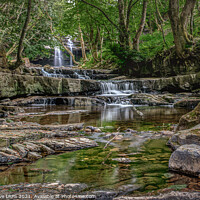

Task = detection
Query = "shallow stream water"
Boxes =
[2,105,199,194]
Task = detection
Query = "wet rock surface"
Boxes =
[168,124,200,150]
[174,99,200,109]
[176,103,200,131]
[0,138,98,165]
[0,72,101,98]
[129,93,171,106]
[0,96,105,107]
[169,144,200,177]
[1,72,200,99]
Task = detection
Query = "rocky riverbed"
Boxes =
[0,66,200,199]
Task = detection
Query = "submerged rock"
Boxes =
[169,144,200,177]
[112,158,132,163]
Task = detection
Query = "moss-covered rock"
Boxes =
[0,72,101,98]
[176,103,200,131]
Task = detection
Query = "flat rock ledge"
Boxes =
[169,144,200,177]
[0,137,97,167]
[114,191,200,200]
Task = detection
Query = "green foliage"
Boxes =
[102,43,146,68]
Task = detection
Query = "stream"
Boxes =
[1,68,199,196]
[1,104,199,194]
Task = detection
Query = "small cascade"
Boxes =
[67,38,74,66]
[54,47,63,67]
[41,68,65,78]
[41,68,92,79]
[73,71,91,79]
[100,82,135,96]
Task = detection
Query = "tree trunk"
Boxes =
[89,26,99,62]
[133,0,148,51]
[14,0,32,69]
[190,10,194,35]
[79,23,87,62]
[180,0,196,42]
[155,0,168,47]
[168,0,196,57]
[118,0,129,49]
[98,28,104,63]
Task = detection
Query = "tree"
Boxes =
[133,0,148,51]
[168,0,196,57]
[14,0,32,69]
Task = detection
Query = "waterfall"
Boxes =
[54,47,63,67]
[68,38,73,66]
[100,82,135,95]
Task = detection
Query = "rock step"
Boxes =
[1,96,105,107]
[0,137,98,166]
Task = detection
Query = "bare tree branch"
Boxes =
[80,0,121,32]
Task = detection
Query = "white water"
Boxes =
[74,71,91,79]
[100,82,135,96]
[41,68,65,78]
[54,47,63,67]
[67,38,73,66]
[98,81,137,106]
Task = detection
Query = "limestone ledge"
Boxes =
[0,72,101,98]
[1,72,200,98]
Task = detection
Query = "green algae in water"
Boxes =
[133,139,172,192]
[0,139,172,194]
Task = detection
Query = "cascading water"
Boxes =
[41,68,91,79]
[98,81,140,106]
[100,82,135,96]
[54,47,63,67]
[67,38,73,66]
[41,68,65,78]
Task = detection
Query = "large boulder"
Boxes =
[169,144,200,176]
[176,103,200,131]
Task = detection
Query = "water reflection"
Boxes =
[21,105,190,131]
[101,105,135,122]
